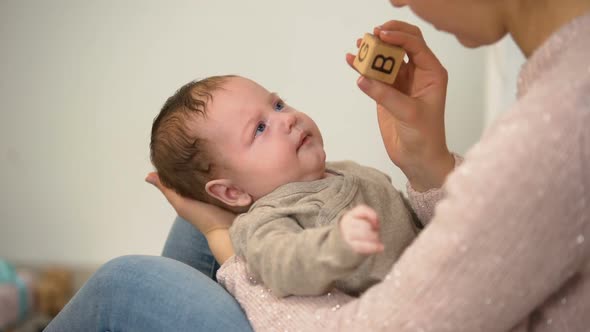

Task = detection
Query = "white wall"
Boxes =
[485,36,525,126]
[0,0,485,265]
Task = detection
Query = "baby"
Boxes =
[150,75,420,297]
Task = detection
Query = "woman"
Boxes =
[46,0,590,330]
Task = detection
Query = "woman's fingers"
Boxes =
[345,53,358,71]
[145,172,183,212]
[375,20,424,39]
[357,76,416,122]
[352,24,442,83]
[145,172,236,232]
[347,49,417,121]
[377,30,442,72]
[373,21,443,74]
[146,172,168,198]
[348,47,411,94]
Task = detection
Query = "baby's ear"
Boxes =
[205,179,252,207]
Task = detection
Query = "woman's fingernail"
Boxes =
[379,30,393,37]
[357,76,370,90]
[145,174,156,185]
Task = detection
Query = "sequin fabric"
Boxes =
[217,11,590,331]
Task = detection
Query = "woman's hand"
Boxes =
[346,20,455,192]
[145,172,236,235]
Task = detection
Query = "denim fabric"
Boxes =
[162,216,220,280]
[45,217,253,332]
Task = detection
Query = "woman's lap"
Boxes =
[162,216,220,280]
[46,217,252,332]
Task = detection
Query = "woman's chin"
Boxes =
[456,36,484,48]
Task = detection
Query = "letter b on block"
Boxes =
[353,33,405,85]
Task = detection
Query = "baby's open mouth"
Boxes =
[297,134,310,150]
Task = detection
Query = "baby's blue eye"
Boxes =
[255,122,266,137]
[274,100,285,112]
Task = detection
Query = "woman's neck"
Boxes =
[506,0,590,57]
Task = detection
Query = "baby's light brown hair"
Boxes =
[150,75,235,207]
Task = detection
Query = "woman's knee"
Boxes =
[88,255,224,302]
[91,255,251,331]
[50,255,252,331]
[90,255,154,285]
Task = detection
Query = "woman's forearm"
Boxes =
[205,229,235,265]
[404,151,455,192]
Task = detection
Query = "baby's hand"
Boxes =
[340,205,384,255]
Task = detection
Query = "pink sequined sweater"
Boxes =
[217,12,590,332]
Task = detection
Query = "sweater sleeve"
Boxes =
[232,209,366,298]
[328,82,589,331]
[406,153,463,226]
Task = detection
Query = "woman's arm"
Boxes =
[347,21,454,192]
[205,229,234,265]
[330,97,588,330]
[334,19,589,331]
[347,21,459,226]
[146,172,236,265]
[405,153,464,225]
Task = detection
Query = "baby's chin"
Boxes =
[312,164,329,181]
[299,164,328,183]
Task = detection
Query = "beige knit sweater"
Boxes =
[218,11,590,331]
[230,161,419,297]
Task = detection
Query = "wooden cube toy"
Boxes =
[353,33,405,85]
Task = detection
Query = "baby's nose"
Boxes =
[279,112,297,131]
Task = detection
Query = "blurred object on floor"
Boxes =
[2,261,97,332]
[34,267,74,318]
[10,314,52,332]
[0,259,36,331]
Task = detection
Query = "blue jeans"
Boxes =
[45,217,253,332]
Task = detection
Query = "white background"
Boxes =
[0,0,511,266]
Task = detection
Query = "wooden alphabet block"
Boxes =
[353,33,405,85]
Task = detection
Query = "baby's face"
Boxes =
[200,76,326,200]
